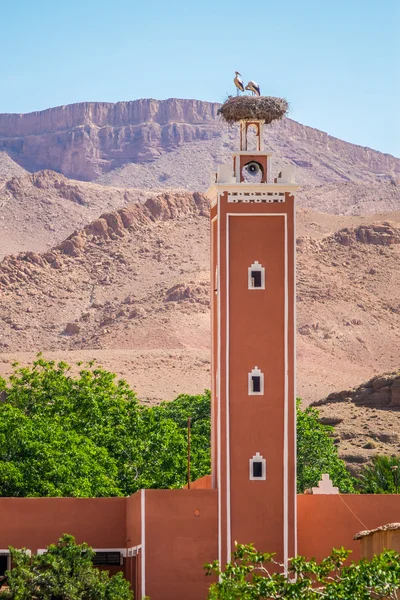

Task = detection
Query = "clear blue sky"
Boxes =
[1,0,399,157]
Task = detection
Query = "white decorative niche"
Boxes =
[248,366,264,395]
[248,261,265,289]
[249,452,266,480]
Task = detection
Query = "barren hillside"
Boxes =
[0,170,167,258]
[0,151,27,181]
[312,372,400,474]
[0,192,399,404]
[0,99,399,216]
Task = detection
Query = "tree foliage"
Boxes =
[357,455,400,494]
[296,400,355,493]
[0,358,354,497]
[206,542,400,599]
[0,357,210,497]
[0,534,132,600]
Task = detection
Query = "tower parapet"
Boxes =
[210,95,295,191]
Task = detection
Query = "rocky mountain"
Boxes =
[0,151,27,181]
[312,371,400,474]
[0,170,166,259]
[1,165,398,263]
[0,100,222,180]
[0,191,399,404]
[0,99,399,216]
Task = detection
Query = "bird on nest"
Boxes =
[233,71,244,95]
[245,80,261,96]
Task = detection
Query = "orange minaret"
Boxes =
[207,115,298,569]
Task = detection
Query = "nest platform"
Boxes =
[218,95,288,124]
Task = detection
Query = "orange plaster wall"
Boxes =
[217,200,296,562]
[228,213,285,557]
[126,492,142,598]
[0,497,126,551]
[189,475,212,490]
[211,213,218,488]
[144,489,217,600]
[183,475,212,490]
[298,494,400,562]
[126,491,142,547]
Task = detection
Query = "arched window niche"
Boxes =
[249,452,266,480]
[248,261,265,290]
[248,366,264,395]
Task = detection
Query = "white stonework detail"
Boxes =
[248,366,264,395]
[248,261,265,290]
[127,546,141,557]
[278,166,295,184]
[312,474,339,495]
[210,188,296,208]
[217,163,235,184]
[228,191,285,203]
[249,452,266,480]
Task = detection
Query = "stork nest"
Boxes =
[218,95,289,124]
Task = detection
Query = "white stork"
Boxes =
[233,71,244,95]
[245,80,261,96]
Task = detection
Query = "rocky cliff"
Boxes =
[1,99,399,184]
[0,100,221,180]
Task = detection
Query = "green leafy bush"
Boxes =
[357,455,400,494]
[206,542,400,599]
[0,534,132,600]
[296,400,355,493]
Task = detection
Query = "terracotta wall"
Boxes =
[184,475,212,490]
[126,491,142,548]
[214,199,296,564]
[143,489,217,600]
[0,497,126,551]
[211,211,218,489]
[298,494,400,562]
[125,491,142,598]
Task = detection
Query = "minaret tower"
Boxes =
[207,97,298,569]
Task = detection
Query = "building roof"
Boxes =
[354,523,400,540]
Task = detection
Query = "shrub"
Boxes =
[0,534,132,600]
[206,542,400,599]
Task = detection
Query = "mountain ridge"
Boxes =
[0,169,166,258]
[1,98,399,185]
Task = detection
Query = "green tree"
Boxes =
[296,400,355,493]
[0,534,132,600]
[152,391,211,484]
[206,542,400,599]
[0,405,121,497]
[0,358,356,497]
[0,358,211,497]
[357,455,400,494]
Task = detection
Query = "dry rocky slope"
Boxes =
[0,169,164,258]
[312,372,400,474]
[0,99,399,215]
[1,191,399,406]
[0,151,27,181]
